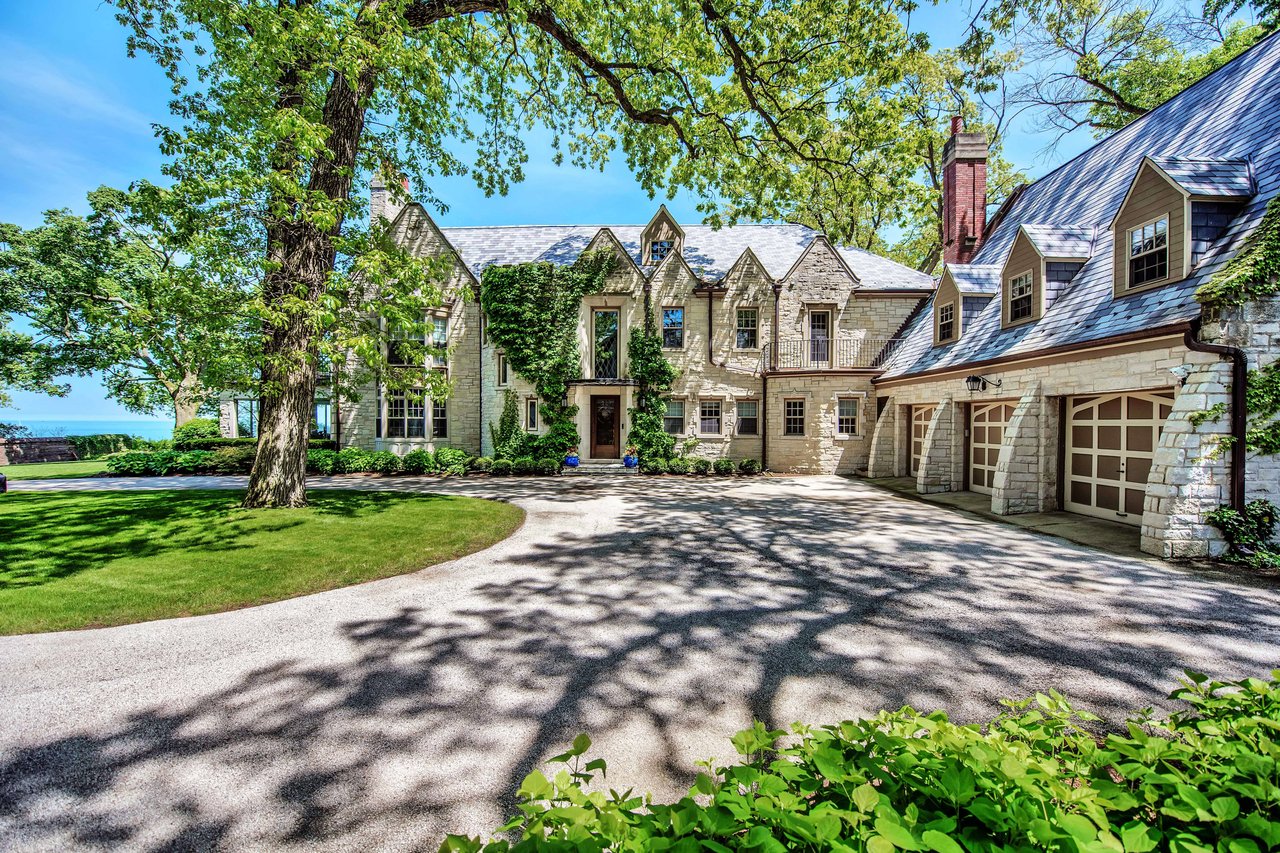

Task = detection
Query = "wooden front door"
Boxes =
[590,395,621,458]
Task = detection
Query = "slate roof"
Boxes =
[1150,156,1255,198]
[880,30,1280,380]
[437,223,935,292]
[1020,224,1095,259]
[947,265,1002,294]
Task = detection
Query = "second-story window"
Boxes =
[388,323,425,367]
[650,240,675,263]
[937,302,956,342]
[1008,272,1034,322]
[431,316,448,367]
[593,309,619,378]
[662,307,684,349]
[736,309,758,349]
[1128,216,1169,287]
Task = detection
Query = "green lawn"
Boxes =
[2,459,108,480]
[0,489,524,634]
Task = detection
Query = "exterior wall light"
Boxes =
[964,375,1003,393]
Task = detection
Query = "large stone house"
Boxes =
[223,193,937,476]
[867,31,1280,559]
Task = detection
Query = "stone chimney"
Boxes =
[941,116,988,265]
[370,173,410,225]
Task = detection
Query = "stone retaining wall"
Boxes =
[0,438,79,465]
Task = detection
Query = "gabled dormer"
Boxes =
[641,205,684,267]
[934,264,1000,346]
[1000,225,1093,329]
[1111,156,1253,298]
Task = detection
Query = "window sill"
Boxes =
[780,433,807,439]
[697,433,728,441]
[834,434,862,441]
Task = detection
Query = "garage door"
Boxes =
[969,401,1016,495]
[1066,391,1174,525]
[909,405,935,476]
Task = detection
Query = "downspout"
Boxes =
[1185,316,1247,511]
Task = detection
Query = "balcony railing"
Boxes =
[763,337,904,371]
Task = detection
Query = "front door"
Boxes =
[590,395,621,458]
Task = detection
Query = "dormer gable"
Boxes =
[933,269,961,346]
[933,264,999,346]
[998,225,1093,329]
[641,205,685,267]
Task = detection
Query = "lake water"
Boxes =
[7,419,174,440]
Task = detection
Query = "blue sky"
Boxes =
[0,1,1093,424]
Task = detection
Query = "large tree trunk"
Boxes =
[173,398,201,428]
[243,313,317,508]
[172,374,204,428]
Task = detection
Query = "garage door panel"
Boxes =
[1066,390,1174,526]
[969,402,1014,496]
[909,405,935,477]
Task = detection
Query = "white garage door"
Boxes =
[909,405,935,476]
[969,401,1016,495]
[1066,391,1174,526]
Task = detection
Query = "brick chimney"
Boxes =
[941,116,988,265]
[370,173,410,224]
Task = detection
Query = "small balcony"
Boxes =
[763,337,904,372]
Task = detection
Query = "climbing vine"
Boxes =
[626,287,678,462]
[480,251,616,455]
[1196,194,1280,308]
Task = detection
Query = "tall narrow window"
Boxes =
[937,302,956,342]
[497,353,509,386]
[1008,272,1034,322]
[386,390,427,438]
[431,398,448,438]
[236,399,259,438]
[699,400,722,435]
[836,397,859,436]
[736,308,758,349]
[1128,216,1169,287]
[662,307,685,349]
[431,316,448,367]
[593,309,619,378]
[736,400,759,435]
[312,402,332,439]
[809,311,830,364]
[526,398,539,431]
[664,400,685,434]
[650,240,674,263]
[388,324,426,367]
[784,399,805,436]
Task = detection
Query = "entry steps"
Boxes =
[562,460,638,476]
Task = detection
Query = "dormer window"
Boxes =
[1127,217,1169,288]
[650,240,675,263]
[937,303,956,342]
[1009,271,1034,322]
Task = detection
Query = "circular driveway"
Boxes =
[2,474,1278,851]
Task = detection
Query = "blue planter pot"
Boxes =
[623,455,639,468]
[564,455,580,468]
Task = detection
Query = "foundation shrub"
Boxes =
[368,451,402,475]
[434,447,471,476]
[512,456,536,476]
[306,449,338,475]
[640,458,667,475]
[335,447,373,474]
[206,446,255,475]
[490,459,513,476]
[666,457,690,475]
[535,457,560,476]
[691,457,713,475]
[738,458,762,475]
[402,449,436,475]
[471,456,494,473]
[712,458,736,476]
[450,671,1280,853]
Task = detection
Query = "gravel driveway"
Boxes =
[2,474,1278,851]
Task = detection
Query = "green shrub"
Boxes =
[512,456,536,476]
[666,457,690,475]
[712,458,735,475]
[454,671,1280,853]
[640,458,668,475]
[171,450,214,474]
[490,458,514,476]
[207,446,256,475]
[471,456,494,473]
[67,434,152,458]
[535,457,560,476]
[402,449,436,475]
[105,451,153,476]
[172,418,221,443]
[172,437,337,451]
[143,450,178,475]
[691,457,712,475]
[368,450,402,475]
[738,458,762,475]
[306,449,338,475]
[1208,499,1279,568]
[434,446,471,476]
[335,447,372,474]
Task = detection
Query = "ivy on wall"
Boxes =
[480,251,616,455]
[1196,194,1280,308]
[627,287,678,461]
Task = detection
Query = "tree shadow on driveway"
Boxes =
[1,477,1278,851]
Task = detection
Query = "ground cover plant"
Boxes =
[0,490,524,634]
[447,671,1280,853]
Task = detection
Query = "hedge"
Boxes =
[172,437,337,451]
[446,671,1280,853]
[67,434,165,458]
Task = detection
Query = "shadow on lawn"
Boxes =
[1,480,1278,850]
[0,490,445,589]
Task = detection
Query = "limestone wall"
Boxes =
[766,373,875,474]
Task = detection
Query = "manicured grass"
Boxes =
[2,459,108,480]
[0,489,524,634]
